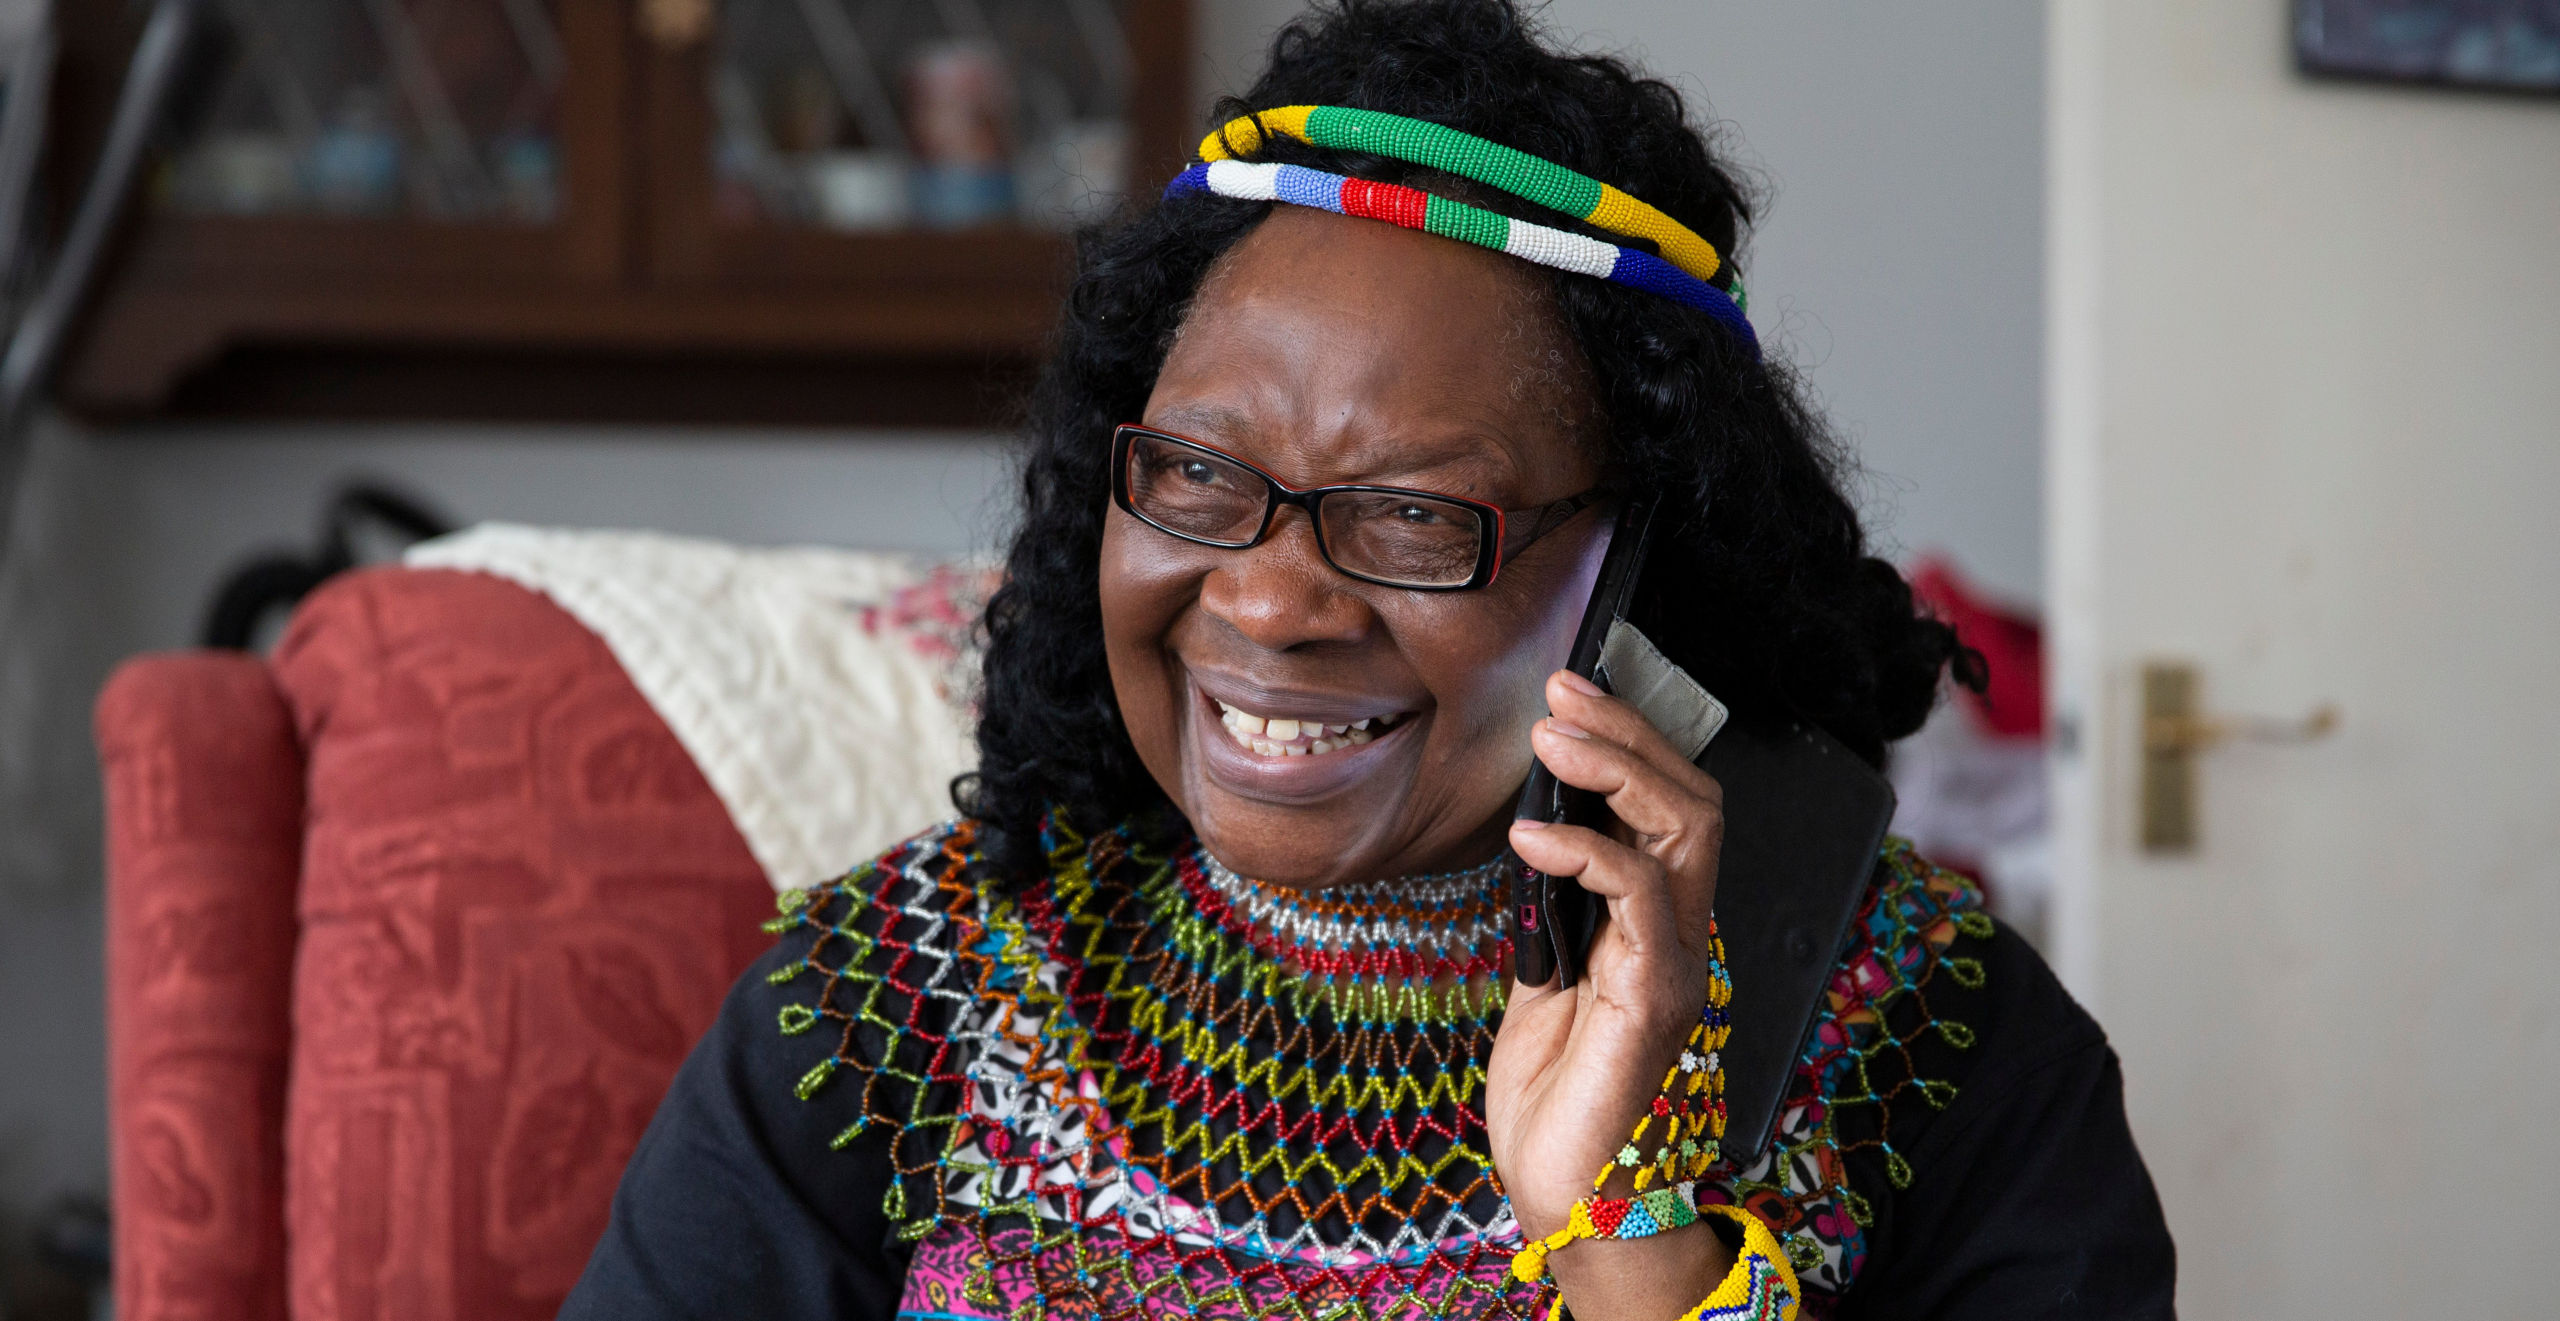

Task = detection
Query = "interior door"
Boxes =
[2046,4,2560,1316]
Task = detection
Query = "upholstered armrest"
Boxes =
[98,653,303,1321]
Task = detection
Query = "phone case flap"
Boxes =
[1598,619,1729,761]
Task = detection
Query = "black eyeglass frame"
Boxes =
[1109,423,1603,592]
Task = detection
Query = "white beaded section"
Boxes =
[1198,851,1510,962]
[1504,221,1618,279]
[1203,158,1283,200]
[1196,157,1626,285]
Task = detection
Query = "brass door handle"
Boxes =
[2139,660,2339,852]
[2142,704,2340,754]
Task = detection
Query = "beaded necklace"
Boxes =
[1190,850,1510,973]
[769,819,1986,1321]
[1032,830,1517,1268]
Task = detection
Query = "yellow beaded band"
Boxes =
[1200,105,1730,288]
[1678,1205,1801,1321]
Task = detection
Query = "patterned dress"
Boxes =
[762,817,1990,1321]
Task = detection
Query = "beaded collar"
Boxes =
[1188,849,1510,976]
[768,820,1987,1321]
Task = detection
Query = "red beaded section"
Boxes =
[1339,175,1433,231]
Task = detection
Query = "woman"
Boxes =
[563,2,2174,1317]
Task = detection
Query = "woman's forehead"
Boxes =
[1150,208,1595,497]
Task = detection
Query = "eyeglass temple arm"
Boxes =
[1501,491,1605,552]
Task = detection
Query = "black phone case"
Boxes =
[1698,720,1897,1164]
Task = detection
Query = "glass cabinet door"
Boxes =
[164,0,570,224]
[60,0,631,416]
[708,0,1136,235]
[55,0,1187,422]
[638,0,1186,289]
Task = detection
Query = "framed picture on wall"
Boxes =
[2295,0,2560,91]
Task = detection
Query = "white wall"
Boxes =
[1197,0,1314,115]
[2047,2,2560,1314]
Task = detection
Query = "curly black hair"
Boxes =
[956,0,1979,877]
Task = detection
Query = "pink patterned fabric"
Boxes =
[99,568,780,1321]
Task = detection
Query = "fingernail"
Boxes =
[1557,670,1604,697]
[1512,818,1549,831]
[1544,719,1592,740]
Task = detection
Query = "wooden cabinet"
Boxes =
[54,0,1189,426]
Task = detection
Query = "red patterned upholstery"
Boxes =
[98,568,778,1321]
[100,653,301,1320]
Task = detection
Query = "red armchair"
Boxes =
[98,567,780,1321]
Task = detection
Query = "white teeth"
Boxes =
[1215,699,1402,757]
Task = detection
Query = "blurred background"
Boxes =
[0,1,2550,1318]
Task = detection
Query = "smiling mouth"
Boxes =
[1213,698,1414,757]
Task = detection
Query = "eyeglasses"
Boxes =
[1110,424,1600,591]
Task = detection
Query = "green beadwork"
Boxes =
[1306,105,1606,228]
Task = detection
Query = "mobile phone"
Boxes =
[1505,503,1899,1163]
[1509,498,1657,988]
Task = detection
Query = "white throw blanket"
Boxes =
[409,524,990,893]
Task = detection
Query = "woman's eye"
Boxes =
[1393,503,1444,525]
[1179,461,1220,485]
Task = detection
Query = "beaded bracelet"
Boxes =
[1514,1203,1798,1321]
[1510,923,1736,1284]
[1509,1183,1702,1283]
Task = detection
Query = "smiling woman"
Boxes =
[560,3,2175,1320]
[1103,205,1610,889]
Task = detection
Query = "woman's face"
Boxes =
[1100,206,1609,888]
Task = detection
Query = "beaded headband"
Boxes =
[1176,105,1758,356]
[1167,159,1758,355]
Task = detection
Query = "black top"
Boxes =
[561,919,2175,1320]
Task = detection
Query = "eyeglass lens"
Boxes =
[1123,432,1489,588]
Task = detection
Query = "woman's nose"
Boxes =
[1196,508,1376,650]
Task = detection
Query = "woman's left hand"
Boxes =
[1487,668,1734,1321]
